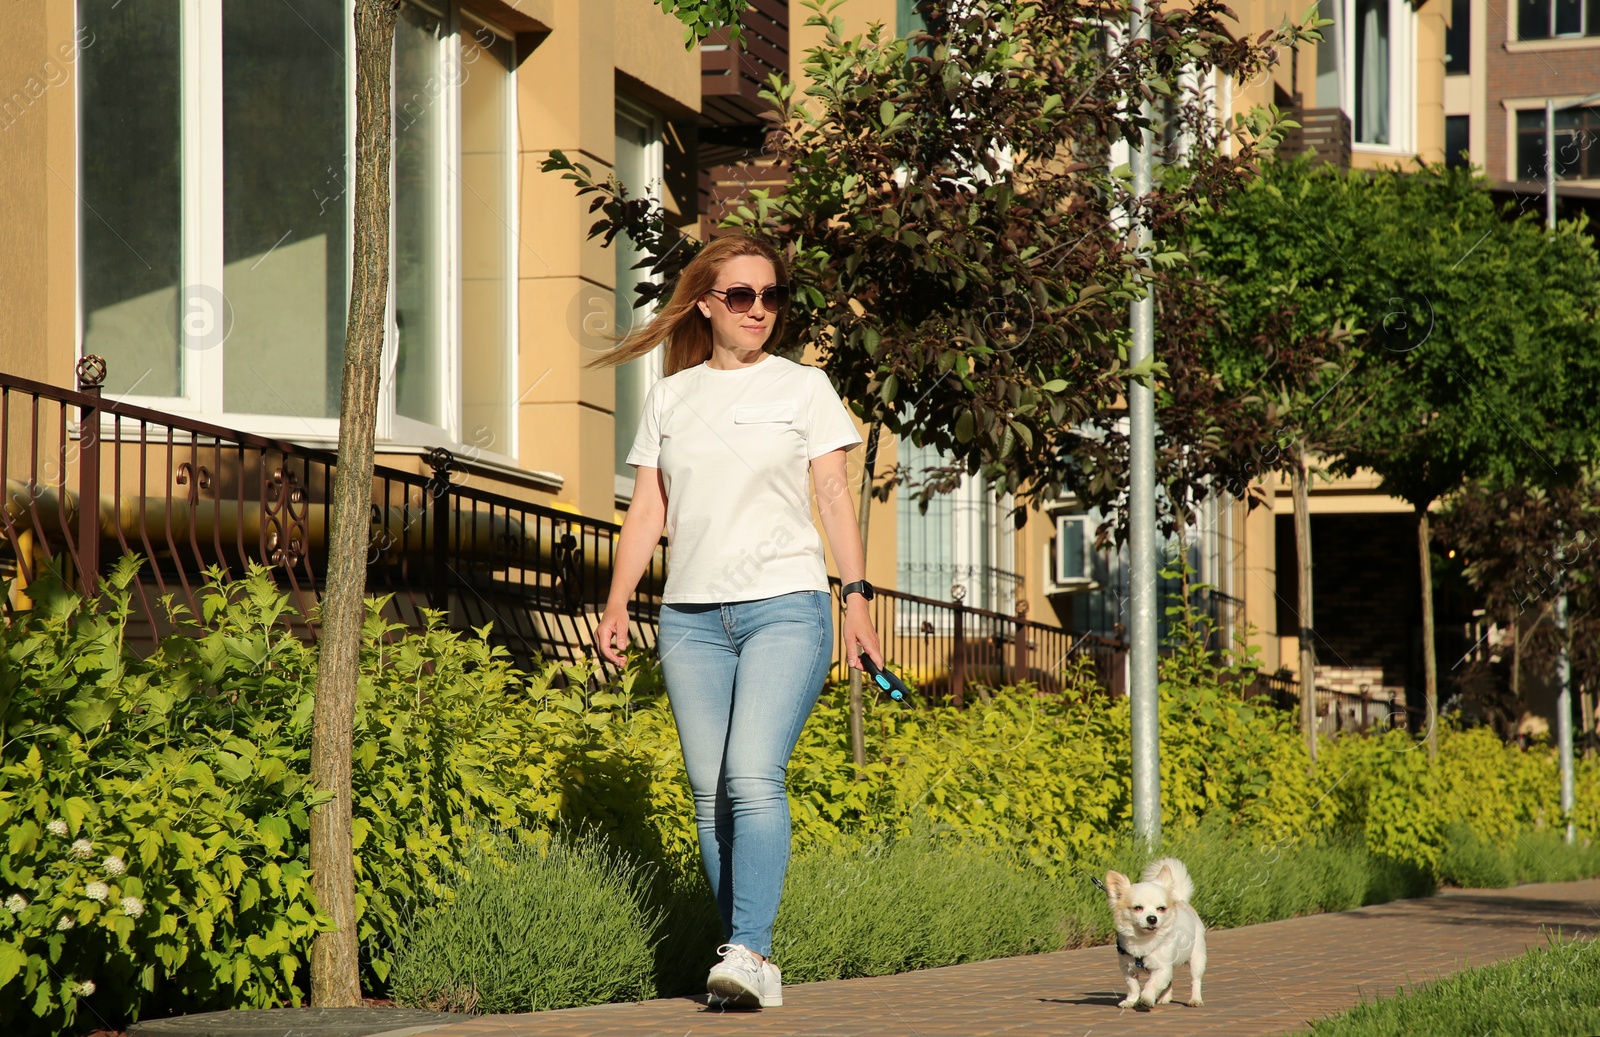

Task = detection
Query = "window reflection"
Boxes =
[1355,0,1390,145]
[78,0,183,399]
[393,2,447,429]
[222,0,349,418]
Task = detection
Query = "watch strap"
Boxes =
[842,580,874,601]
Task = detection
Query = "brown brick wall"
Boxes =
[1276,512,1486,707]
[1484,23,1600,183]
[1276,514,1422,692]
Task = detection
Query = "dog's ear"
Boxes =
[1155,863,1175,891]
[1104,870,1130,905]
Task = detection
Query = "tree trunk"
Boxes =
[1417,507,1438,762]
[847,423,881,772]
[1511,614,1520,706]
[310,0,397,1006]
[1292,444,1317,767]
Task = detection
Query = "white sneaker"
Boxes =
[706,943,783,1008]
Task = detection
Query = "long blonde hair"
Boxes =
[585,234,789,377]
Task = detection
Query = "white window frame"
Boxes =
[1342,0,1416,155]
[74,0,518,459]
[1503,97,1600,185]
[1052,514,1094,588]
[460,9,521,466]
[1513,0,1600,39]
[613,95,666,501]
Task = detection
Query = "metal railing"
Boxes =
[1,358,1124,702]
[1276,106,1353,171]
[826,576,1127,704]
[0,358,666,678]
[1243,670,1423,735]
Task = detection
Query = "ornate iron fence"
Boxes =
[1243,670,1424,735]
[825,576,1127,703]
[3,358,1132,702]
[0,358,665,678]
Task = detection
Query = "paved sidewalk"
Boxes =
[424,879,1600,1037]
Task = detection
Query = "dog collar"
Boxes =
[1115,936,1147,971]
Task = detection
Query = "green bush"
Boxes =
[3,563,1598,1033]
[0,562,681,1034]
[386,832,659,1013]
[0,561,330,1035]
[1041,820,1431,948]
[1508,828,1600,883]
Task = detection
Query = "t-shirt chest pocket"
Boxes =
[730,403,800,459]
[732,404,797,425]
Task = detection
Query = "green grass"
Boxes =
[1050,819,1434,946]
[386,821,1599,1012]
[773,837,1070,982]
[1303,935,1600,1036]
[387,832,661,1013]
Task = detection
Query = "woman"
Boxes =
[593,234,884,1009]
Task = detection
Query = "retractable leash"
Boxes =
[858,650,914,702]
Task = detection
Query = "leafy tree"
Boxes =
[310,0,754,1006]
[1327,166,1600,758]
[1173,159,1600,762]
[1175,155,1387,762]
[548,0,1312,760]
[552,0,1312,510]
[1438,478,1600,740]
[311,0,399,1005]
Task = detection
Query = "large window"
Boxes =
[77,0,517,454]
[613,98,665,484]
[78,0,184,401]
[898,0,927,36]
[1339,0,1413,151]
[1446,114,1470,170]
[896,434,1017,623]
[1517,106,1600,181]
[1445,0,1470,74]
[1517,0,1600,38]
[1354,0,1390,144]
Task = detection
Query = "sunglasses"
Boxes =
[706,285,790,314]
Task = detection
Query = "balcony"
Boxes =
[697,0,789,235]
[698,0,788,133]
[1276,107,1353,171]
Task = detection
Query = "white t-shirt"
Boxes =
[625,353,863,603]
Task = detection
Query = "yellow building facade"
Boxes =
[0,0,1502,699]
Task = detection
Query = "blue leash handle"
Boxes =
[858,650,914,702]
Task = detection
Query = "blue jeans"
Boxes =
[656,590,833,959]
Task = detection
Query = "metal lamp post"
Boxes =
[1128,0,1161,848]
[1543,90,1599,846]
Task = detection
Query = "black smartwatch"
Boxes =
[841,579,874,603]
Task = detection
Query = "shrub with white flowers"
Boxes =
[69,838,94,859]
[102,855,126,877]
[120,896,144,919]
[73,980,95,997]
[84,881,109,903]
[46,819,69,837]
[4,894,26,914]
[56,914,75,931]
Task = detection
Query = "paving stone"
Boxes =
[417,878,1600,1036]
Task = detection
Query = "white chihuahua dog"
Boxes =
[1104,857,1206,1009]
